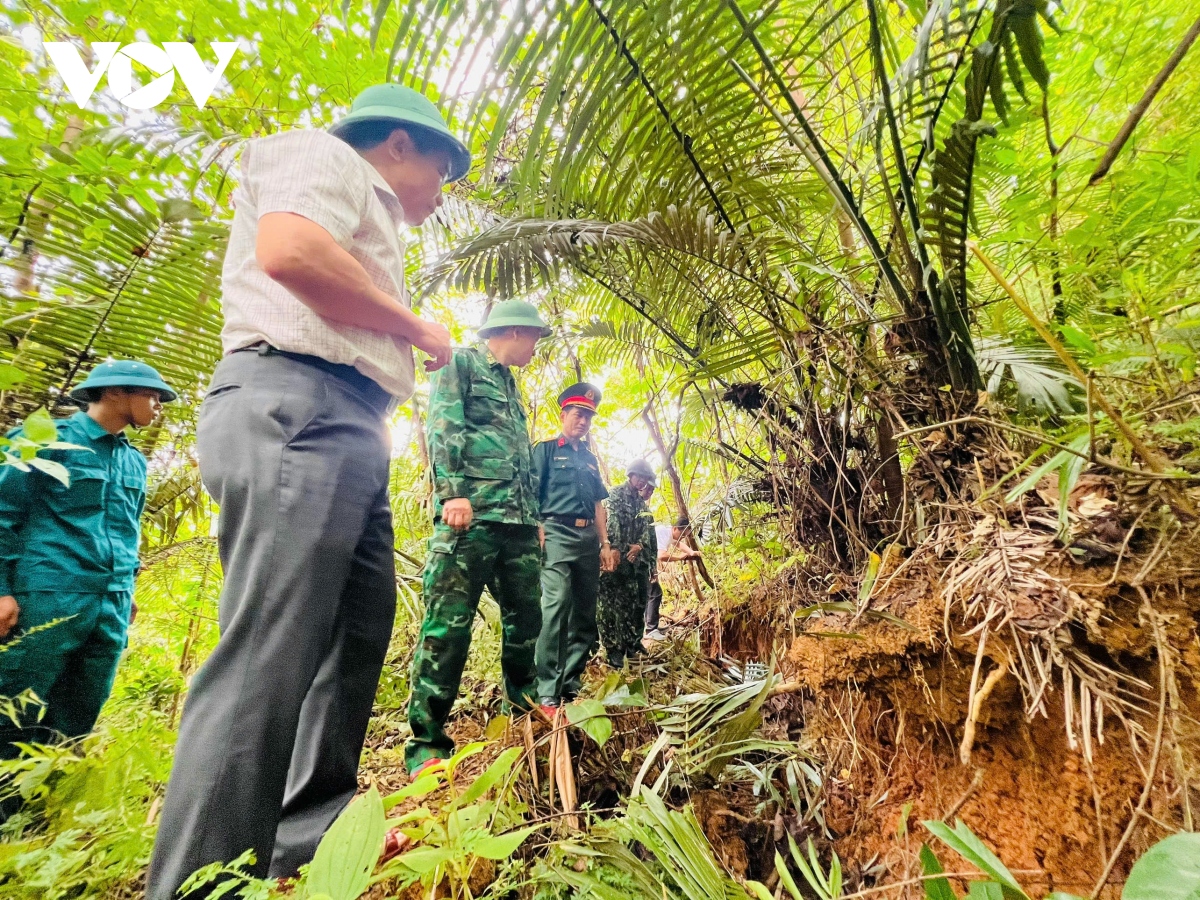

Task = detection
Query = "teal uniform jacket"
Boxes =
[532,436,608,702]
[0,411,146,744]
[0,411,146,595]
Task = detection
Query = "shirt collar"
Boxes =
[363,163,407,225]
[72,411,128,443]
[481,344,506,370]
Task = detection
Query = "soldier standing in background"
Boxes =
[405,301,550,777]
[633,474,660,640]
[0,360,176,757]
[596,459,656,668]
[533,384,618,713]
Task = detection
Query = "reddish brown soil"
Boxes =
[717,535,1200,898]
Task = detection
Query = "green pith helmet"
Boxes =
[329,83,472,182]
[626,458,656,485]
[68,359,177,403]
[478,300,552,338]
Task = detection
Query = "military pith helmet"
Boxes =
[558,382,602,413]
[478,300,552,338]
[329,83,472,182]
[68,359,177,403]
[626,458,656,485]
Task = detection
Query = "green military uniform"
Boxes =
[534,384,608,704]
[0,361,175,752]
[407,301,551,772]
[596,478,654,667]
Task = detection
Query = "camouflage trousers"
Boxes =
[406,521,541,772]
[596,563,647,667]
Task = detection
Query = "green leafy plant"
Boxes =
[0,407,88,485]
[747,834,843,900]
[378,742,539,899]
[921,819,1085,900]
[546,788,748,900]
[1121,832,1200,900]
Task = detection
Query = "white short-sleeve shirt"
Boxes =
[220,129,416,400]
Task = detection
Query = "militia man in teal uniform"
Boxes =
[406,300,551,775]
[533,384,618,712]
[0,360,176,755]
[596,459,657,668]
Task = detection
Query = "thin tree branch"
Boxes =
[1088,14,1200,185]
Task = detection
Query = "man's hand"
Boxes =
[600,545,620,573]
[538,525,545,550]
[0,595,19,639]
[443,498,473,531]
[414,319,452,372]
[626,543,643,563]
[256,213,453,369]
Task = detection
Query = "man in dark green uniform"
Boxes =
[406,300,550,775]
[0,360,176,755]
[596,459,657,668]
[533,384,618,711]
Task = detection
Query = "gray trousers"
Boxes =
[147,350,397,898]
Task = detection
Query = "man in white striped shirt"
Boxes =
[148,84,467,898]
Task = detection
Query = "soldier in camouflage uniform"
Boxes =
[634,475,659,636]
[405,300,551,775]
[596,459,658,667]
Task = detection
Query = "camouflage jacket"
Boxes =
[604,480,655,575]
[427,345,539,526]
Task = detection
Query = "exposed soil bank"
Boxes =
[715,524,1200,897]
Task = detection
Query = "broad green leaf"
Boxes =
[0,365,26,390]
[483,714,510,740]
[967,883,1005,900]
[1058,325,1096,354]
[745,880,775,900]
[920,844,955,900]
[384,773,441,809]
[391,846,455,875]
[456,745,522,807]
[566,698,613,746]
[924,820,1030,900]
[445,741,487,779]
[306,786,385,900]
[27,458,70,486]
[470,824,538,860]
[22,409,58,445]
[1122,832,1200,900]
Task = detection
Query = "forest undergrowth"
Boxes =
[2,0,1200,897]
[2,441,1197,900]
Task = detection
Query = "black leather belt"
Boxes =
[544,514,594,528]
[233,342,391,412]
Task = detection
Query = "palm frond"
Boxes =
[1,185,225,418]
[976,336,1081,413]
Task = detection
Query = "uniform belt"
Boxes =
[233,342,392,413]
[545,514,594,528]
